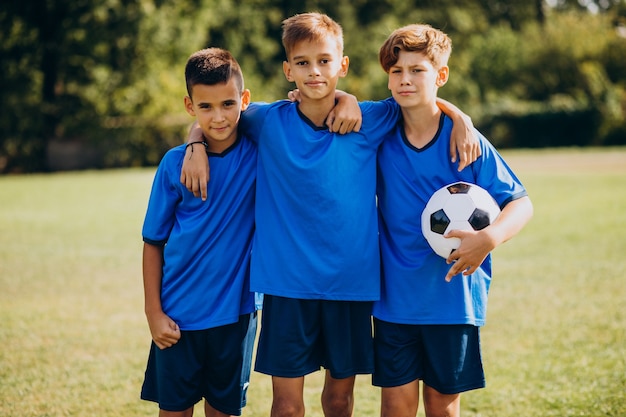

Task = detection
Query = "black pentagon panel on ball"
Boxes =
[447,182,471,194]
[430,209,450,235]
[469,208,491,230]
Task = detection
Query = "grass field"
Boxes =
[0,147,624,416]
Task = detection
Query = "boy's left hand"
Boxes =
[443,229,495,281]
[287,89,362,134]
[327,93,362,134]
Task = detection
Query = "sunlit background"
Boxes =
[1,0,625,173]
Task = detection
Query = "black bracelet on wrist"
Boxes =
[185,140,208,153]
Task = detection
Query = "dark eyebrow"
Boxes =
[292,53,333,61]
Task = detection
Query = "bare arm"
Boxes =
[143,243,181,349]
[179,123,209,200]
[436,98,480,171]
[288,89,362,134]
[327,91,362,133]
[444,196,534,281]
[182,90,363,201]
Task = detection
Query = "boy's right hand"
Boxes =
[147,310,181,350]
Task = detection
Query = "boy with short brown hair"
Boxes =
[374,24,533,417]
[140,48,258,417]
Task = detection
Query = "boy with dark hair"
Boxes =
[374,24,533,417]
[180,13,477,417]
[140,47,258,417]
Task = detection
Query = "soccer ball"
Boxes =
[421,181,501,258]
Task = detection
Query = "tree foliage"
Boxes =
[1,0,625,172]
[1,0,147,171]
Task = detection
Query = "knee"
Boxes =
[423,387,460,417]
[271,399,304,417]
[321,391,354,417]
[380,402,406,417]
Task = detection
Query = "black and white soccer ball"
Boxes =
[421,181,501,258]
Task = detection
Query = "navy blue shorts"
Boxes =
[141,312,257,414]
[372,318,485,394]
[255,295,374,379]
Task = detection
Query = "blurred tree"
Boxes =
[469,9,625,147]
[200,0,285,102]
[0,0,145,172]
[1,0,625,172]
[549,0,624,13]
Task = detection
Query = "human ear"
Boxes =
[283,61,294,82]
[240,89,251,111]
[184,96,196,117]
[340,56,350,77]
[436,66,449,87]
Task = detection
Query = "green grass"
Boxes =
[1,148,625,416]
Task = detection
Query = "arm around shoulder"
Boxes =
[436,97,480,170]
[328,90,362,133]
[179,122,210,201]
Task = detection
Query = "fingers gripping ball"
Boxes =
[421,182,501,258]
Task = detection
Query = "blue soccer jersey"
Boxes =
[240,99,399,300]
[374,114,527,326]
[142,136,257,330]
